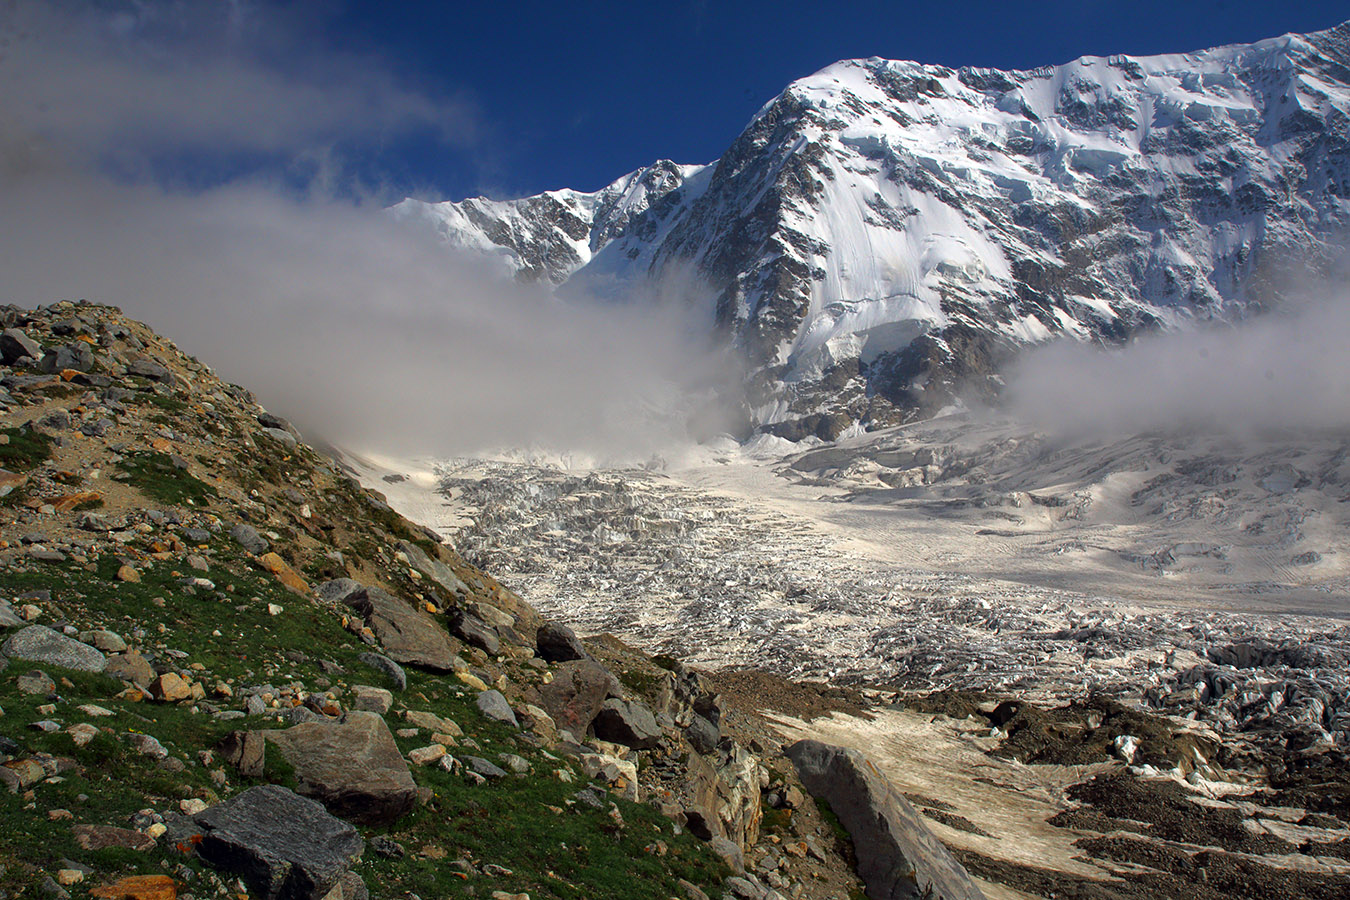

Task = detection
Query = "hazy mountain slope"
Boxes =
[403,22,1350,439]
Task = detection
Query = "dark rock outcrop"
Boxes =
[785,739,985,900]
[194,784,364,900]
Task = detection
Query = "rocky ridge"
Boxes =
[0,301,877,900]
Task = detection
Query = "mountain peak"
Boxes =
[402,23,1350,440]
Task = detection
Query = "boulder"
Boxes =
[403,710,462,736]
[592,698,662,749]
[475,690,519,728]
[104,651,156,688]
[219,730,267,779]
[39,342,93,374]
[536,621,587,662]
[230,523,270,555]
[687,714,720,754]
[263,711,417,825]
[396,541,468,598]
[358,652,406,691]
[0,328,41,363]
[685,744,762,849]
[1,625,106,672]
[448,609,500,655]
[194,784,364,900]
[784,740,986,900]
[127,358,172,383]
[73,824,157,853]
[350,685,393,714]
[149,672,191,702]
[538,659,622,736]
[338,585,458,672]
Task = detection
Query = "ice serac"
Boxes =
[785,739,986,900]
[403,22,1350,439]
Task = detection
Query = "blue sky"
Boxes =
[322,0,1349,199]
[5,1,1349,202]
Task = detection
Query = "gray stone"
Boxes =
[448,609,500,655]
[465,756,508,780]
[0,328,41,363]
[687,714,720,754]
[710,835,745,873]
[194,784,364,900]
[536,621,587,663]
[0,600,22,629]
[127,733,169,760]
[592,698,662,749]
[350,684,393,714]
[127,358,172,382]
[317,578,363,606]
[264,711,418,826]
[219,730,267,778]
[785,739,986,900]
[358,652,407,691]
[80,629,127,653]
[261,427,298,448]
[340,585,458,672]
[1,625,106,673]
[396,541,468,598]
[475,690,519,727]
[38,342,93,374]
[17,669,55,695]
[230,523,270,555]
[103,651,155,689]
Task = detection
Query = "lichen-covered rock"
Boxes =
[1,625,106,672]
[263,711,417,826]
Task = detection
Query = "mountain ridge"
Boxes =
[400,20,1350,440]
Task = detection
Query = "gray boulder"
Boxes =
[127,357,172,382]
[0,600,23,629]
[475,690,519,727]
[38,342,93,374]
[448,608,500,655]
[264,711,418,826]
[785,740,986,900]
[358,652,407,691]
[465,756,509,780]
[0,328,41,363]
[397,540,468,597]
[592,698,662,749]
[339,584,458,671]
[230,523,270,555]
[1,625,106,673]
[536,621,587,662]
[317,578,364,606]
[194,784,364,900]
[686,714,721,754]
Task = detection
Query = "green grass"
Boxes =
[0,426,54,472]
[0,537,729,899]
[361,671,727,899]
[114,451,217,507]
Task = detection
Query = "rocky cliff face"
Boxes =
[402,22,1350,439]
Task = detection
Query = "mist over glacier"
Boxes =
[0,2,740,461]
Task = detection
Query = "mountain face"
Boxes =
[399,22,1350,440]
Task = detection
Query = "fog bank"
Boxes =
[1005,293,1350,437]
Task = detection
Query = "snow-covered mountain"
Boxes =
[397,22,1350,440]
